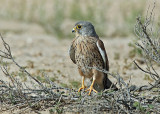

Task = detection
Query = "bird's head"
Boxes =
[72,21,97,37]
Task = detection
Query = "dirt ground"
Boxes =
[0,19,158,114]
[0,22,153,86]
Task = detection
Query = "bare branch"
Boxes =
[0,34,44,87]
[133,60,159,78]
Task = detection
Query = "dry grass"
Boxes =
[0,0,156,38]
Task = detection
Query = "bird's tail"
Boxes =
[103,74,118,91]
[92,73,118,92]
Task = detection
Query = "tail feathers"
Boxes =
[103,74,118,91]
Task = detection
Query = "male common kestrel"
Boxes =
[69,21,117,95]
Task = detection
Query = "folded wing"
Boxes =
[96,39,118,90]
[69,41,76,64]
[96,39,109,71]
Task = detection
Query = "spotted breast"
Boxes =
[73,36,104,77]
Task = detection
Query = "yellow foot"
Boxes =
[78,85,86,92]
[85,86,98,95]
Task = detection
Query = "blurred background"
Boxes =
[0,0,159,88]
[0,0,159,39]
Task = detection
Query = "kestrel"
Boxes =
[69,21,117,95]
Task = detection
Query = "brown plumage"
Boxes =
[69,21,117,95]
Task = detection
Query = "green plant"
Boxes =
[18,72,27,82]
[50,77,57,82]
[41,0,65,38]
[69,0,84,20]
[69,80,81,89]
[60,83,69,88]
[49,104,63,114]
[144,74,153,81]
[133,101,146,112]
[36,75,45,83]
[69,0,106,37]
[122,1,144,35]
[128,42,143,58]
[114,52,120,60]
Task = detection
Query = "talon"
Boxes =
[86,86,98,95]
[78,76,86,92]
[85,78,97,95]
[78,85,86,92]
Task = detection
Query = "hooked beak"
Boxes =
[72,27,76,33]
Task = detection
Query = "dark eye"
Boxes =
[77,25,81,29]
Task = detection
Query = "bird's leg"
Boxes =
[86,77,98,95]
[78,76,86,92]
